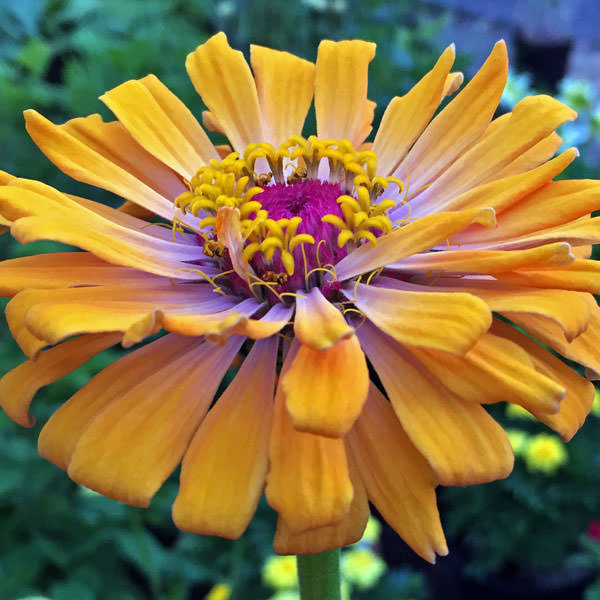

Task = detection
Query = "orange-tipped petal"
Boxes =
[250,45,314,146]
[358,322,514,486]
[63,335,243,507]
[410,333,565,414]
[315,39,376,145]
[373,44,456,175]
[293,287,353,351]
[334,207,495,281]
[347,385,447,563]
[345,281,491,354]
[173,336,278,538]
[100,75,218,178]
[0,333,120,427]
[273,455,369,555]
[491,319,595,441]
[186,32,265,152]
[282,335,369,437]
[265,345,354,533]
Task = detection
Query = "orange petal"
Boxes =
[373,45,456,175]
[334,207,495,281]
[281,335,369,437]
[0,252,161,297]
[491,319,594,441]
[411,94,576,214]
[412,278,593,343]
[398,41,508,191]
[493,132,563,180]
[345,281,491,354]
[24,110,182,220]
[230,302,294,339]
[250,45,314,146]
[0,333,120,427]
[357,322,514,486]
[101,75,218,178]
[495,259,600,294]
[265,346,354,533]
[9,283,225,350]
[293,287,353,350]
[347,384,447,563]
[437,148,577,214]
[186,32,265,152]
[508,309,600,381]
[39,334,191,468]
[63,334,243,506]
[173,336,278,539]
[315,39,376,144]
[161,297,262,339]
[273,455,369,555]
[0,182,208,280]
[391,242,574,273]
[410,332,565,414]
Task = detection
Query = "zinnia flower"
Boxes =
[1,32,598,563]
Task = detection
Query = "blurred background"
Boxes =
[2,0,600,598]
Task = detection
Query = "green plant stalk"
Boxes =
[297,549,341,600]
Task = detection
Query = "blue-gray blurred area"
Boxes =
[1,1,600,599]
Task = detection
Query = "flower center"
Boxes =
[173,136,404,300]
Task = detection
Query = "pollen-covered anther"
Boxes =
[242,216,315,276]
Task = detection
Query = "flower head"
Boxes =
[524,433,568,475]
[1,32,598,562]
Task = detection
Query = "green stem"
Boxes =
[297,549,341,600]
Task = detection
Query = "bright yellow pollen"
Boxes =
[174,135,403,272]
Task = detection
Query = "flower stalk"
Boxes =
[297,549,342,600]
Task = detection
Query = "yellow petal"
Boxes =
[273,455,369,555]
[161,298,262,339]
[293,286,353,350]
[493,132,563,180]
[508,310,600,381]
[186,32,265,152]
[100,75,218,178]
[0,333,120,427]
[391,242,574,274]
[24,110,182,220]
[0,252,160,297]
[173,336,278,539]
[64,335,243,506]
[491,319,595,441]
[410,332,565,414]
[398,41,508,191]
[373,45,455,175]
[413,278,593,343]
[38,334,193,468]
[438,148,577,214]
[281,335,369,437]
[357,322,514,486]
[265,345,354,533]
[347,384,447,563]
[315,39,376,143]
[334,206,495,281]
[345,281,491,354]
[411,94,576,215]
[250,45,314,146]
[496,259,600,293]
[230,302,294,339]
